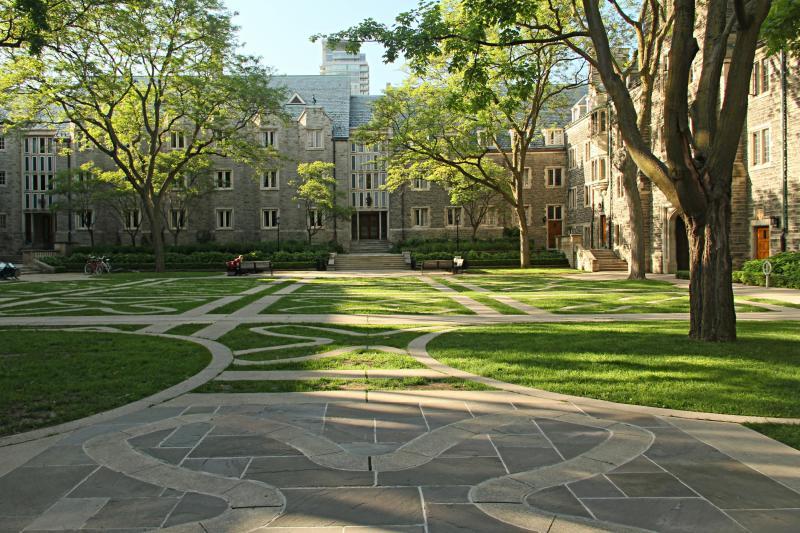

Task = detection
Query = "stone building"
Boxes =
[1,51,798,269]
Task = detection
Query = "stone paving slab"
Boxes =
[1,392,800,532]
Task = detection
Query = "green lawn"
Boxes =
[435,277,525,314]
[0,275,277,316]
[428,321,800,417]
[195,377,494,393]
[739,297,800,309]
[219,323,438,361]
[262,276,473,315]
[0,330,211,436]
[237,349,427,371]
[746,424,800,451]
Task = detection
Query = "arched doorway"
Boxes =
[674,216,690,271]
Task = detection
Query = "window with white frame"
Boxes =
[568,187,577,209]
[76,210,94,229]
[0,170,5,186]
[306,129,323,149]
[412,207,429,227]
[170,208,187,230]
[262,208,279,229]
[215,170,232,189]
[262,130,277,148]
[0,213,6,229]
[591,109,607,134]
[523,167,533,189]
[514,205,532,225]
[591,158,607,182]
[216,208,233,229]
[545,167,564,187]
[0,136,5,150]
[568,147,577,169]
[484,206,500,226]
[584,185,591,207]
[546,205,563,221]
[445,206,462,226]
[308,209,324,228]
[170,132,186,150]
[752,57,770,96]
[584,141,591,162]
[124,209,141,230]
[261,170,279,190]
[412,177,430,190]
[476,128,489,147]
[544,128,564,146]
[750,127,771,167]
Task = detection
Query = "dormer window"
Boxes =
[288,93,306,105]
[544,128,564,146]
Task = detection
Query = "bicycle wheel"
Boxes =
[84,263,93,275]
[100,263,111,274]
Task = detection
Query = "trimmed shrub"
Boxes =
[735,252,800,289]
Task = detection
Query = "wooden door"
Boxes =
[600,215,607,247]
[755,227,770,259]
[359,212,379,240]
[547,220,562,248]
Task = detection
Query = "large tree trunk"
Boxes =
[685,194,736,341]
[143,196,166,272]
[621,156,647,279]
[517,206,531,268]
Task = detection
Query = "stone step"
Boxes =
[334,253,408,271]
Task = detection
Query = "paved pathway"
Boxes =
[1,272,799,531]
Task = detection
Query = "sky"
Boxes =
[223,0,420,94]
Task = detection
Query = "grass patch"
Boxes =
[238,350,426,371]
[262,276,473,315]
[435,277,525,315]
[219,323,437,361]
[0,330,211,436]
[428,321,800,417]
[195,377,494,393]
[165,323,210,336]
[745,424,800,450]
[206,280,292,314]
[738,297,800,309]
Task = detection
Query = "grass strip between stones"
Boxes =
[195,377,495,393]
[745,423,800,451]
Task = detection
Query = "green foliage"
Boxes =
[3,0,286,269]
[763,0,800,54]
[291,161,352,243]
[391,236,522,253]
[734,252,800,288]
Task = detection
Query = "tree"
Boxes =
[100,178,143,246]
[334,5,583,267]
[763,0,800,54]
[291,161,351,245]
[326,0,772,340]
[50,165,105,247]
[161,171,211,246]
[0,0,106,52]
[4,0,285,271]
[447,179,499,241]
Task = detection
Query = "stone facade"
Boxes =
[1,55,798,266]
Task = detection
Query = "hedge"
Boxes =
[733,252,800,289]
[391,237,526,254]
[411,249,569,268]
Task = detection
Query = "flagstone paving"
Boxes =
[1,270,799,531]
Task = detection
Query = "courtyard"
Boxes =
[1,269,800,532]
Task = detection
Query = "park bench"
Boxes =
[240,260,273,275]
[420,259,453,273]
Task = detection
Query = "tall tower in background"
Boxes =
[320,39,370,95]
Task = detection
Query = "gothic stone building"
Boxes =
[0,58,798,270]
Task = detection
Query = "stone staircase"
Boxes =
[590,249,629,272]
[333,253,408,271]
[349,240,393,254]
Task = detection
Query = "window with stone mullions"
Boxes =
[262,170,279,190]
[262,209,279,228]
[215,170,232,189]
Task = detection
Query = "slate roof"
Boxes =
[272,75,352,138]
[349,95,380,128]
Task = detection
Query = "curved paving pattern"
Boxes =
[2,272,800,531]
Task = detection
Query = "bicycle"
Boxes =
[84,255,111,275]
